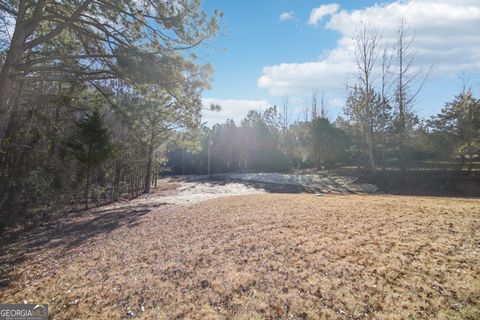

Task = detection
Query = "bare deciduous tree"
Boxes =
[282,96,289,135]
[353,24,381,173]
[393,20,431,171]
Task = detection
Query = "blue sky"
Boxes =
[199,0,480,125]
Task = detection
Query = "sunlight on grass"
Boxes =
[1,194,479,319]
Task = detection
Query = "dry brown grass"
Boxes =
[1,194,479,319]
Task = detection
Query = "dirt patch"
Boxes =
[141,179,266,207]
[1,193,479,319]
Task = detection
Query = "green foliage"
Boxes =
[309,118,349,169]
[429,90,480,169]
[0,0,221,230]
[283,122,311,168]
[68,110,117,169]
[66,110,116,208]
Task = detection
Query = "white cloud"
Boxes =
[258,0,480,98]
[308,4,340,26]
[279,11,295,22]
[202,98,272,125]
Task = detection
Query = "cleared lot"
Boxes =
[1,192,479,319]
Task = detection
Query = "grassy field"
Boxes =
[1,193,479,319]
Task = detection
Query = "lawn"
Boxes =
[1,193,479,319]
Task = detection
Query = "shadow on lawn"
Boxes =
[177,174,377,194]
[176,169,480,198]
[234,171,480,197]
[210,178,311,193]
[350,169,480,198]
[0,201,167,288]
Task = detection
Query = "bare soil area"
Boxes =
[1,184,479,319]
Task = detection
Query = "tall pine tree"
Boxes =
[68,110,116,209]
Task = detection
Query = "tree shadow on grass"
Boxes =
[180,175,375,195]
[0,201,168,289]
[348,169,480,198]
[209,178,310,193]
[174,170,480,197]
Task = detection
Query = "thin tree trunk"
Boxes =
[182,151,185,175]
[397,22,407,173]
[459,155,465,171]
[144,131,155,193]
[85,162,90,210]
[381,148,386,172]
[84,141,93,210]
[114,159,121,199]
[154,155,158,188]
[366,129,375,173]
[468,151,474,173]
[130,175,134,198]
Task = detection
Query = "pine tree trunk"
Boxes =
[366,130,375,173]
[468,155,474,173]
[381,147,386,172]
[154,155,158,188]
[144,131,155,194]
[84,141,93,210]
[459,155,465,171]
[114,159,121,199]
[85,162,90,210]
[0,1,28,141]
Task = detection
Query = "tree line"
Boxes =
[166,89,480,175]
[0,0,221,231]
[168,23,480,176]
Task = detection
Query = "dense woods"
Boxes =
[0,0,220,230]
